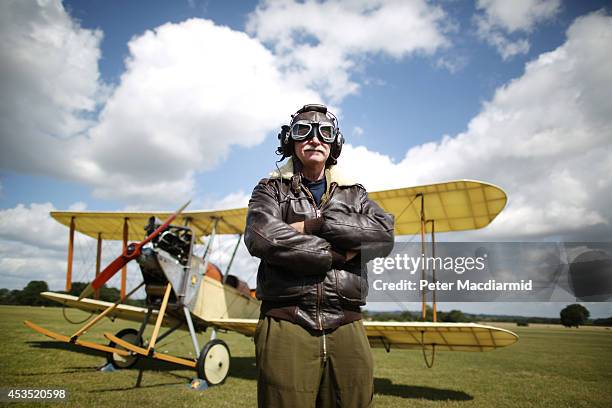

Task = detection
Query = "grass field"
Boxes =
[1,305,611,407]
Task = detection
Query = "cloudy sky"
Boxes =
[0,0,610,317]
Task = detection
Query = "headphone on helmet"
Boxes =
[277,104,344,165]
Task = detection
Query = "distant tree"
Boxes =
[66,282,88,297]
[0,288,16,304]
[8,289,21,304]
[441,309,467,323]
[593,316,612,326]
[560,304,590,328]
[399,311,415,321]
[15,281,51,306]
[67,282,121,302]
[98,285,121,302]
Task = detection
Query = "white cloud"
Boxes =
[77,19,321,205]
[339,11,612,239]
[0,255,67,290]
[208,190,251,210]
[477,0,561,32]
[435,55,468,74]
[352,126,364,138]
[0,2,321,207]
[0,202,81,290]
[246,0,449,101]
[0,0,452,208]
[474,0,561,59]
[0,201,146,290]
[0,0,105,173]
[0,203,67,251]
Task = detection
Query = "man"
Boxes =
[244,104,394,407]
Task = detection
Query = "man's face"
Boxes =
[294,131,331,167]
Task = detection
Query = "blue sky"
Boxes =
[0,0,610,317]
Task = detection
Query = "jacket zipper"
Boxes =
[302,186,324,328]
[302,181,338,363]
[301,184,327,361]
[318,286,327,363]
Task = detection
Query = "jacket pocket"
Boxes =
[334,268,368,305]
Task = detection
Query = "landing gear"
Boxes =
[196,339,230,385]
[106,328,142,369]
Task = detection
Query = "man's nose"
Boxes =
[309,129,323,144]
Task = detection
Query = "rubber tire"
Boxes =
[106,328,142,369]
[196,339,231,385]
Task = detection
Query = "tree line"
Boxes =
[364,304,607,327]
[0,280,144,306]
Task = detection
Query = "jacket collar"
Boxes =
[269,157,356,186]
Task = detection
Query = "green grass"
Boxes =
[1,306,611,407]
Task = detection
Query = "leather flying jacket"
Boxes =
[244,158,395,331]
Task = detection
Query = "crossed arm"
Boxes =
[289,221,359,261]
[244,181,394,274]
[303,188,395,262]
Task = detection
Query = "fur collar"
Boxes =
[269,157,356,186]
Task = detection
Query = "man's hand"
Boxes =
[346,249,358,261]
[289,221,305,233]
[290,220,357,260]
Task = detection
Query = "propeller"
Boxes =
[78,200,191,300]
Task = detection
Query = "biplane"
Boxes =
[24,179,518,386]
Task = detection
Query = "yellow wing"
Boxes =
[206,318,518,351]
[363,321,518,351]
[369,179,507,235]
[50,180,506,241]
[50,207,247,241]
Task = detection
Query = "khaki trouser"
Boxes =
[255,317,374,408]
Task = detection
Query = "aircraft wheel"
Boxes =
[196,339,231,385]
[106,328,142,369]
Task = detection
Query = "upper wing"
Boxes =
[50,207,247,241]
[41,292,181,328]
[50,180,506,240]
[369,180,507,235]
[364,321,518,351]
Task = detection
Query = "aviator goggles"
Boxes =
[290,120,337,144]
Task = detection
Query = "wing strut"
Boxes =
[430,219,437,322]
[69,281,145,342]
[184,305,201,358]
[225,233,242,276]
[65,216,75,292]
[121,218,128,298]
[418,193,428,321]
[202,218,220,285]
[418,193,439,323]
[147,283,173,355]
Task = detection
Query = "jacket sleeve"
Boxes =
[315,187,395,261]
[244,180,333,275]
